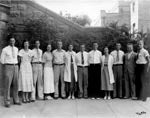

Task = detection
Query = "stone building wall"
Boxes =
[0,3,10,95]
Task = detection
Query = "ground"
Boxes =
[0,97,150,118]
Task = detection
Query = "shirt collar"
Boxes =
[56,49,63,52]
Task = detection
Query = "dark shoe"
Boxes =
[31,100,35,102]
[5,103,10,108]
[14,102,21,105]
[84,96,88,99]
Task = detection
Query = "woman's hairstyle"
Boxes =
[22,39,29,48]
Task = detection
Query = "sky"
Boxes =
[35,0,121,26]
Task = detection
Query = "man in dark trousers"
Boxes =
[88,42,102,99]
[123,43,137,100]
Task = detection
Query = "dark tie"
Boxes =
[81,52,84,65]
[71,55,73,62]
[116,51,119,62]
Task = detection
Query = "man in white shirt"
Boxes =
[136,40,150,101]
[76,44,89,98]
[53,41,66,99]
[31,40,43,101]
[0,37,21,107]
[88,42,102,99]
[111,43,124,98]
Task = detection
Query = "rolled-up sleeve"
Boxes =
[0,49,6,64]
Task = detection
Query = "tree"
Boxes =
[65,14,92,26]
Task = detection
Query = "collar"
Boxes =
[56,49,63,52]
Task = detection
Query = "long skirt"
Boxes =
[19,62,33,92]
[88,64,101,98]
[101,66,113,91]
[44,66,54,94]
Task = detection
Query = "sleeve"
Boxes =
[18,49,23,57]
[0,48,6,64]
[144,50,149,57]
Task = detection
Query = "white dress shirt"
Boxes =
[110,50,124,65]
[32,48,43,62]
[76,51,89,67]
[52,49,66,64]
[0,45,18,64]
[88,50,102,64]
[136,48,149,64]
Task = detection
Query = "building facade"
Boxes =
[101,0,131,27]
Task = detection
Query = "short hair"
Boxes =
[22,39,29,48]
[116,43,121,45]
[34,40,40,43]
[127,43,133,46]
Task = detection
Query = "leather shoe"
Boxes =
[14,102,21,105]
[5,103,10,108]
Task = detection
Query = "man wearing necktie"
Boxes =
[0,37,21,107]
[110,43,124,98]
[31,40,43,101]
[123,43,137,100]
[76,44,89,98]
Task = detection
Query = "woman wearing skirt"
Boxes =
[101,47,115,100]
[18,40,34,103]
[43,44,54,100]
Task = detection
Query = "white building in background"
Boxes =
[131,0,150,34]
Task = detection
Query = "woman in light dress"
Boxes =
[101,47,115,100]
[18,40,33,103]
[43,44,54,100]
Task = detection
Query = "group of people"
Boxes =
[1,37,150,108]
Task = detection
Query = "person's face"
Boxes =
[127,44,133,52]
[138,41,144,49]
[116,44,121,50]
[35,41,40,48]
[104,47,109,55]
[10,38,15,46]
[68,45,73,51]
[57,42,62,49]
[47,45,51,52]
[93,43,98,50]
[80,45,85,52]
[24,41,29,49]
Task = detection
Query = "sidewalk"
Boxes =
[0,96,150,118]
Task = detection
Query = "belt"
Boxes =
[90,63,101,65]
[78,66,88,68]
[4,63,18,66]
[104,64,108,66]
[32,62,42,64]
[54,63,65,66]
[114,64,123,66]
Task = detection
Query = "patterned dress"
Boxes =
[18,49,33,92]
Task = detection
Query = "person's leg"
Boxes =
[37,64,44,99]
[12,65,20,103]
[4,65,13,107]
[83,67,88,98]
[113,66,117,98]
[31,64,38,101]
[54,65,60,98]
[95,64,101,98]
[118,65,123,98]
[129,73,136,99]
[108,91,111,99]
[60,65,66,98]
[124,71,130,98]
[104,91,107,99]
[22,92,26,103]
[78,67,83,98]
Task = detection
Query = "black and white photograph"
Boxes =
[0,0,150,118]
